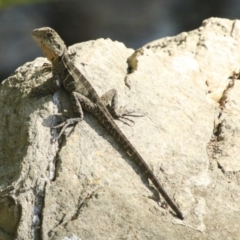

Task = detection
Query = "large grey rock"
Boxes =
[0,17,240,239]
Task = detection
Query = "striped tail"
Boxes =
[94,104,184,220]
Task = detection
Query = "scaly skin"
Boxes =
[32,27,184,220]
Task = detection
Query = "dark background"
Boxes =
[0,0,237,81]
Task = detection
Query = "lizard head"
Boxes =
[32,27,66,62]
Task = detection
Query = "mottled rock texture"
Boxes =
[1,17,240,240]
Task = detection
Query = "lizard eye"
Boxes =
[47,33,53,38]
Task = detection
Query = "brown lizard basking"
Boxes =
[32,27,184,220]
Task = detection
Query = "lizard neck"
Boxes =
[39,45,58,63]
[51,49,68,73]
[38,41,66,63]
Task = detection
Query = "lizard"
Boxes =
[32,27,184,220]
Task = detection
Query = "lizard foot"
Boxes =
[114,107,147,126]
[52,117,82,142]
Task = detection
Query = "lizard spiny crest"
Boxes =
[32,27,66,61]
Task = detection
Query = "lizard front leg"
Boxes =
[53,92,96,140]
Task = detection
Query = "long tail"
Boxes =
[94,104,184,220]
[62,50,183,219]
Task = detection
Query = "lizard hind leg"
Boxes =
[100,89,145,126]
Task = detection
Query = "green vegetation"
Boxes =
[0,0,56,8]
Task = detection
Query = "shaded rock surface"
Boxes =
[0,17,240,239]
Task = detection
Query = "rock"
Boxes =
[1,17,240,239]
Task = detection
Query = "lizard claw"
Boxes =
[117,116,135,126]
[117,106,147,118]
[52,117,82,142]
